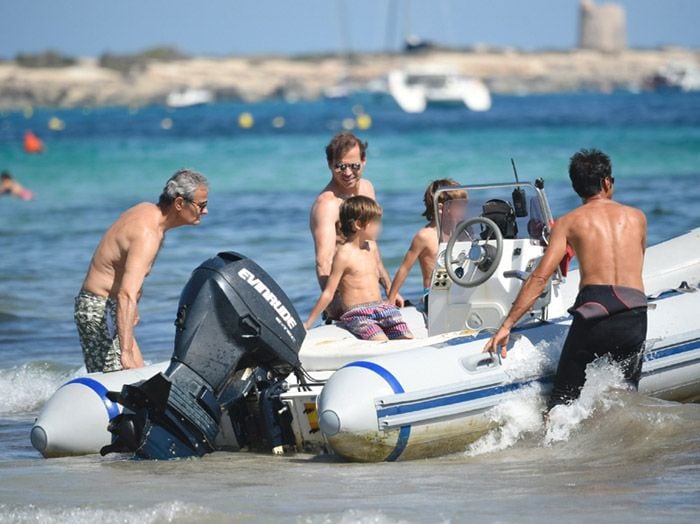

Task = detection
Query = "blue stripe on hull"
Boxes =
[342,361,411,461]
[64,377,120,420]
[376,377,551,420]
[643,338,700,362]
[370,337,700,431]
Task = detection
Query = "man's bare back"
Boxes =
[558,198,646,292]
[485,149,648,411]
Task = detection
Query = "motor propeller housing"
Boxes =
[101,252,305,459]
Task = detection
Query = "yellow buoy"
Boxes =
[48,116,65,131]
[238,112,254,129]
[160,118,173,130]
[271,116,285,129]
[356,113,372,130]
[342,117,355,130]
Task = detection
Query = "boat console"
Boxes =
[428,181,563,335]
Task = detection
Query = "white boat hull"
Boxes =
[31,229,700,459]
[30,363,168,457]
[316,288,700,462]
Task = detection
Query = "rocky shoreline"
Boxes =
[1,48,698,110]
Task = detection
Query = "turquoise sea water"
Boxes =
[1,92,699,522]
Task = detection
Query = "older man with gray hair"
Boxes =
[75,168,209,373]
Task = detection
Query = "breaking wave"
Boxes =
[0,361,81,416]
[299,509,424,524]
[465,343,700,458]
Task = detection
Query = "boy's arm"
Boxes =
[388,233,424,304]
[305,254,346,329]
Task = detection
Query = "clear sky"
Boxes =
[1,0,698,59]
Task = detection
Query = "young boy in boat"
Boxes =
[305,196,413,341]
[484,148,647,411]
[388,179,466,313]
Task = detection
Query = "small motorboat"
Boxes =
[32,179,700,461]
[388,65,491,113]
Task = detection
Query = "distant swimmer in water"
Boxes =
[1,171,34,200]
[388,179,466,315]
[484,149,648,411]
[75,169,209,373]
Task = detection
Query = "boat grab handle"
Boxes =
[461,352,500,372]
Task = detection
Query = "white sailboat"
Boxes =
[388,65,492,113]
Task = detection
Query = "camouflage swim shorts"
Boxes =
[74,290,122,373]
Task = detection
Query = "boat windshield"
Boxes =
[437,184,549,245]
[406,75,448,88]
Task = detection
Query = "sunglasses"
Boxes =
[334,162,362,172]
[186,199,208,212]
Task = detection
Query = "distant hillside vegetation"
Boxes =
[15,50,76,68]
[99,46,188,74]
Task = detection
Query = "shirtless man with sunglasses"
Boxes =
[75,169,208,373]
[309,133,403,320]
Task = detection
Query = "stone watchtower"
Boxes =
[578,0,626,53]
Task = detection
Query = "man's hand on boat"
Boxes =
[483,325,511,359]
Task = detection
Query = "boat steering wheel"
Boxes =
[444,217,504,287]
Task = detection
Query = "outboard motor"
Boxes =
[101,252,305,459]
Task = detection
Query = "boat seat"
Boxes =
[300,306,435,371]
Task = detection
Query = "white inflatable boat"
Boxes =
[32,181,700,462]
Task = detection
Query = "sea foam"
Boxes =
[0,361,80,416]
[0,500,226,524]
[466,340,632,456]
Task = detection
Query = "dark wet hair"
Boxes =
[325,132,368,165]
[158,168,208,207]
[338,196,382,238]
[569,148,612,198]
[1,170,12,181]
[422,178,466,222]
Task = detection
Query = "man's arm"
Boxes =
[116,230,160,369]
[310,197,338,290]
[305,253,347,329]
[483,221,569,357]
[374,242,404,307]
[387,233,423,304]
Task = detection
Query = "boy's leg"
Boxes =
[340,305,385,341]
[377,304,414,340]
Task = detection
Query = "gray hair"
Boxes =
[158,168,208,207]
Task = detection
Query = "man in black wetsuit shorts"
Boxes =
[483,148,648,411]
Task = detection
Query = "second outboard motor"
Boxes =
[101,252,305,459]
